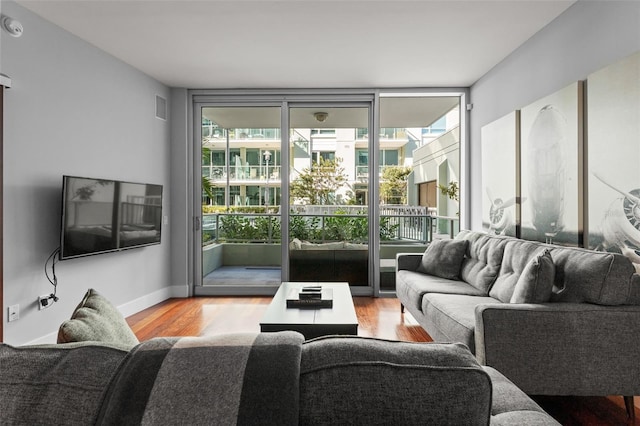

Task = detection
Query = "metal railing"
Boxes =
[203,165,282,181]
[202,211,459,245]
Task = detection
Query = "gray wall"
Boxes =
[469,1,640,231]
[1,2,174,344]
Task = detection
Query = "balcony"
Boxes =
[202,210,459,289]
[203,165,282,183]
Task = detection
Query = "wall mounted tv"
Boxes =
[60,175,163,260]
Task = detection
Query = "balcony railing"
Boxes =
[355,165,405,179]
[202,211,458,245]
[203,165,282,182]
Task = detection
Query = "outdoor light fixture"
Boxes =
[1,14,24,37]
[314,112,328,123]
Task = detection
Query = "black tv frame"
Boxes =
[59,175,163,261]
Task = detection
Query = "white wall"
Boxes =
[469,1,640,231]
[1,2,174,344]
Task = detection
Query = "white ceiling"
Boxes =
[15,0,575,89]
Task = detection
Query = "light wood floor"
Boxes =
[126,296,638,426]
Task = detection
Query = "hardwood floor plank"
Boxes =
[126,296,638,425]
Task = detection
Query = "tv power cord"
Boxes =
[41,247,61,310]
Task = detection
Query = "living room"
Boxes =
[1,0,639,423]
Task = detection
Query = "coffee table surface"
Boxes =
[260,282,358,339]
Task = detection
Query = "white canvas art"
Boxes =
[520,81,583,245]
[587,51,640,272]
[481,111,519,237]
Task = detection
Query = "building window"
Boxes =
[310,129,335,136]
[312,151,335,164]
[380,150,399,166]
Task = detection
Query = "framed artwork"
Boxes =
[586,51,640,272]
[481,111,520,237]
[520,81,584,246]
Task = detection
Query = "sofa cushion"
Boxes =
[422,293,502,354]
[300,337,492,425]
[489,240,550,303]
[510,249,555,304]
[396,270,487,313]
[57,288,139,349]
[98,332,303,425]
[485,367,560,425]
[0,342,127,425]
[548,247,640,305]
[416,239,468,280]
[456,230,507,294]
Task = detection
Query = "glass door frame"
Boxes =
[191,89,469,297]
[286,100,376,297]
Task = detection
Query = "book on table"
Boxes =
[287,287,333,308]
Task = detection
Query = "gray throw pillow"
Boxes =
[57,288,139,349]
[510,249,555,304]
[416,239,468,280]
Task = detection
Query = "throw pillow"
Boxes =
[57,288,139,349]
[510,249,555,304]
[416,239,468,280]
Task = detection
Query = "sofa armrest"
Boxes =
[396,253,422,271]
[475,303,640,396]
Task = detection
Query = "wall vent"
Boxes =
[155,95,167,121]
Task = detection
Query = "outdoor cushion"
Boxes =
[416,239,468,280]
[57,288,139,349]
[510,249,555,303]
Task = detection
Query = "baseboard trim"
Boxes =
[25,285,190,345]
[119,285,189,318]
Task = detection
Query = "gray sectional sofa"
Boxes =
[1,288,559,425]
[396,230,640,416]
[0,333,560,425]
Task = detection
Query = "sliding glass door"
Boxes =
[377,95,462,293]
[199,106,283,293]
[288,105,371,290]
[192,91,465,296]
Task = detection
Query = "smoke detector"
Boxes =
[2,15,24,38]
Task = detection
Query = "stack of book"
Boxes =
[286,286,333,308]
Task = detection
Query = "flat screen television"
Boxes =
[60,175,163,260]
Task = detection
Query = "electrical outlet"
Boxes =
[8,304,19,322]
[39,295,53,310]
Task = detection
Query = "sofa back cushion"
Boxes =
[510,249,556,304]
[548,247,640,305]
[416,239,468,280]
[0,343,127,425]
[300,337,492,425]
[490,241,552,302]
[99,332,304,425]
[456,230,507,294]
